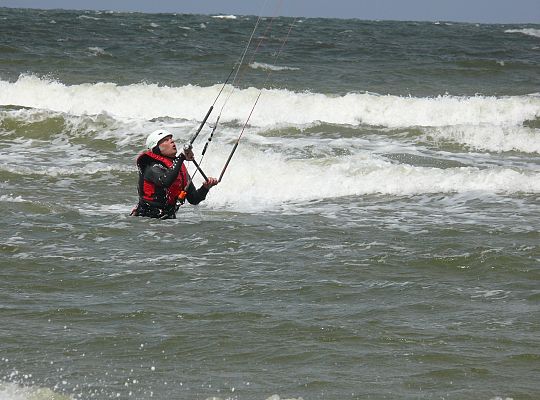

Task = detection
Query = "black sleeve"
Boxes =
[185,181,210,205]
[143,155,185,187]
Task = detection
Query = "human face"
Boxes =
[158,135,177,157]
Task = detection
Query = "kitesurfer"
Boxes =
[131,129,218,219]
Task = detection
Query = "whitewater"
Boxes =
[2,75,539,130]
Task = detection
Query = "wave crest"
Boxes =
[1,75,539,129]
[505,28,540,39]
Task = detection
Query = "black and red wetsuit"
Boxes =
[132,150,209,219]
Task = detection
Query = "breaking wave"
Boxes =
[505,28,540,39]
[1,75,539,128]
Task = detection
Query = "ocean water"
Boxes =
[1,6,539,400]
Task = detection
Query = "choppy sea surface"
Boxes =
[1,6,539,400]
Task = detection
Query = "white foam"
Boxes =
[198,146,540,212]
[1,76,539,131]
[212,15,238,20]
[87,47,111,57]
[505,28,540,39]
[0,162,134,177]
[249,62,300,71]
[0,382,72,400]
[0,195,26,203]
[265,396,303,400]
[427,124,540,153]
[78,15,101,21]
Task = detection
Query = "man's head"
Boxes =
[146,129,177,157]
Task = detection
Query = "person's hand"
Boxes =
[182,146,194,161]
[203,177,218,189]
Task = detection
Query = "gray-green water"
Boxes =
[1,6,539,400]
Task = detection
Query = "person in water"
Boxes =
[131,129,218,219]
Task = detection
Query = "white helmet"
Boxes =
[146,129,173,150]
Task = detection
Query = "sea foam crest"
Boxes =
[427,125,540,153]
[1,76,539,130]
[87,47,112,57]
[212,15,237,20]
[505,28,540,38]
[249,62,300,71]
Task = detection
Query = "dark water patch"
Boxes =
[0,114,66,139]
[524,116,540,129]
[527,291,540,302]
[0,44,20,53]
[383,152,468,168]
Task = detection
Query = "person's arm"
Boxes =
[185,181,209,205]
[185,176,218,205]
[143,155,185,186]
